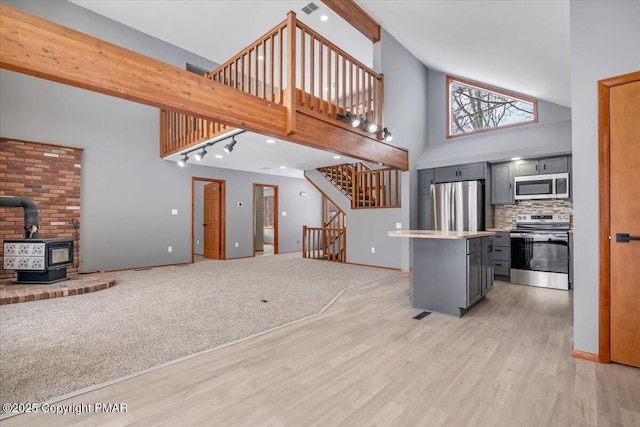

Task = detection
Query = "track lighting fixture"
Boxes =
[175,131,245,167]
[194,147,207,161]
[361,119,377,133]
[336,111,361,128]
[224,136,237,154]
[379,127,393,142]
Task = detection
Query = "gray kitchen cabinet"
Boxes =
[467,249,482,306]
[408,233,496,317]
[515,156,570,176]
[434,162,486,183]
[540,156,569,174]
[417,169,434,229]
[492,231,510,280]
[433,165,460,183]
[459,162,486,181]
[482,236,494,294]
[491,162,515,205]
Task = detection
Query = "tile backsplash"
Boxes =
[493,200,573,229]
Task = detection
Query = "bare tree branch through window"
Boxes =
[447,77,537,137]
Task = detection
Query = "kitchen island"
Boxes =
[389,230,495,317]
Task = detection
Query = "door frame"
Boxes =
[253,183,279,255]
[192,177,226,263]
[597,70,640,363]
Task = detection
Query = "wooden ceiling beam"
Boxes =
[321,0,381,43]
[0,4,287,137]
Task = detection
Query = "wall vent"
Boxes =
[301,2,319,15]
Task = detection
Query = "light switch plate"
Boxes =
[281,211,287,216]
[171,209,178,215]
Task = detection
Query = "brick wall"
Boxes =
[1,138,82,278]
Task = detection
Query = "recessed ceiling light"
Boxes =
[511,157,522,161]
[266,139,276,144]
[280,166,286,169]
[320,15,328,21]
[295,160,307,164]
[333,155,341,159]
[214,154,223,159]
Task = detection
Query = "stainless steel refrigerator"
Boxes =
[430,181,485,232]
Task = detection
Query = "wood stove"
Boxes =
[3,238,74,284]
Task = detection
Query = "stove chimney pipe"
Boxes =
[0,196,39,238]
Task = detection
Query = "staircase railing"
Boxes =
[159,111,234,157]
[352,167,401,208]
[302,226,346,262]
[159,11,385,157]
[317,163,401,209]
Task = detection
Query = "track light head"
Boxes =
[379,127,393,142]
[336,111,360,128]
[224,136,237,154]
[178,154,188,167]
[194,147,207,161]
[361,119,377,133]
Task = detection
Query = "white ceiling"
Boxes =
[164,130,360,179]
[70,0,570,177]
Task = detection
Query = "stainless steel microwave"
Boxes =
[514,173,569,200]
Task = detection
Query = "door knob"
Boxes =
[616,233,640,243]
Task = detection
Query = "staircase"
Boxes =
[302,196,346,263]
[317,163,401,208]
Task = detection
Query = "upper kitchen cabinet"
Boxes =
[434,162,487,183]
[514,156,569,176]
[491,162,515,205]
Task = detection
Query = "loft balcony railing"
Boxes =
[160,11,385,158]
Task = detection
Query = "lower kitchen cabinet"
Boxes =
[492,231,510,281]
[409,234,495,317]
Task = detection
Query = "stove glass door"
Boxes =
[510,233,569,274]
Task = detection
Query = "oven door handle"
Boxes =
[510,233,569,242]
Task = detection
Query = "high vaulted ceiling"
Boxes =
[69,0,570,176]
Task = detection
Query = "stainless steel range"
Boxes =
[510,213,570,290]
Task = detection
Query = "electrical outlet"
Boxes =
[235,242,239,248]
[396,222,402,229]
[168,246,172,253]
[281,211,287,217]
[371,247,375,254]
[196,240,200,246]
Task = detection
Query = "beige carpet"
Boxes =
[0,253,398,407]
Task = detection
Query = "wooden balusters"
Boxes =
[302,226,346,262]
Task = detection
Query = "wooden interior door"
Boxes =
[203,182,221,259]
[609,79,640,368]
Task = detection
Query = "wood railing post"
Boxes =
[302,225,307,258]
[378,73,384,131]
[159,110,166,157]
[351,163,357,209]
[285,11,297,135]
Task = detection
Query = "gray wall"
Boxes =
[374,29,430,270]
[418,70,572,169]
[305,170,401,269]
[0,0,322,271]
[570,0,640,354]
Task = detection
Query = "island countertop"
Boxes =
[387,230,496,240]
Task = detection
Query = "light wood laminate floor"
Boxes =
[4,277,640,426]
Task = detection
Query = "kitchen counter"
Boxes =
[388,230,496,239]
[486,227,512,232]
[387,230,495,317]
